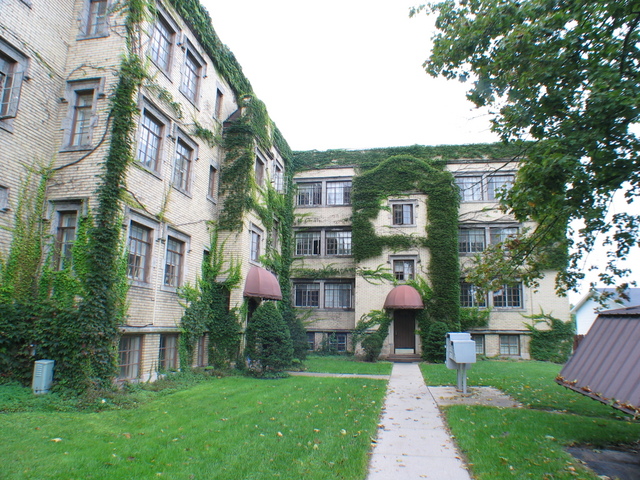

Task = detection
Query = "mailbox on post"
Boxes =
[445,332,476,394]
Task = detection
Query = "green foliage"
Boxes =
[525,311,575,363]
[419,0,640,292]
[423,321,449,363]
[351,155,460,334]
[352,310,392,362]
[244,301,293,375]
[180,228,242,370]
[459,307,491,332]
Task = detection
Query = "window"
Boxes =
[164,236,184,287]
[459,228,485,254]
[460,282,487,308]
[492,283,523,308]
[54,211,78,270]
[392,204,414,225]
[0,43,26,122]
[254,156,265,186]
[295,231,321,256]
[273,163,284,193]
[297,182,322,206]
[329,332,348,352]
[500,335,520,355]
[196,335,207,367]
[70,90,95,147]
[118,335,142,379]
[326,231,351,256]
[214,88,224,119]
[85,0,108,37]
[136,108,164,171]
[173,138,193,192]
[128,222,152,282]
[490,227,519,245]
[326,181,351,205]
[149,12,175,72]
[0,186,9,211]
[307,332,315,351]
[159,334,178,371]
[324,283,352,309]
[180,43,204,103]
[487,175,514,201]
[456,176,483,202]
[393,260,415,281]
[250,228,261,262]
[208,165,217,199]
[294,283,320,307]
[455,173,515,202]
[471,335,485,355]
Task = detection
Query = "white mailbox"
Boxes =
[445,332,476,393]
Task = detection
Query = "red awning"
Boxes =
[243,266,282,300]
[383,285,424,309]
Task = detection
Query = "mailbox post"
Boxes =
[445,333,476,394]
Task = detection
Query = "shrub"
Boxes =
[361,334,384,362]
[423,321,449,362]
[244,301,293,376]
[525,312,574,363]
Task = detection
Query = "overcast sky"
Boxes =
[202,0,499,151]
[200,0,638,302]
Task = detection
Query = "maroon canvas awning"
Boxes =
[243,266,282,300]
[383,285,424,309]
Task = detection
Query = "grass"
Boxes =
[0,375,387,480]
[302,355,392,375]
[421,361,640,480]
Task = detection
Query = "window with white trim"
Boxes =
[326,181,351,205]
[471,334,485,355]
[294,283,320,307]
[294,229,351,256]
[500,335,520,355]
[455,173,515,202]
[329,332,348,352]
[324,283,352,309]
[492,283,523,308]
[118,335,142,379]
[295,231,320,256]
[296,182,322,206]
[0,40,27,122]
[490,226,519,245]
[250,226,262,262]
[325,231,351,256]
[393,259,415,281]
[460,282,487,308]
[459,225,520,254]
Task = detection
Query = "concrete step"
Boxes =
[386,354,421,363]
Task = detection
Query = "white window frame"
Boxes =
[455,173,515,202]
[500,335,520,356]
[460,281,487,308]
[118,335,142,380]
[293,280,354,310]
[324,283,353,309]
[471,334,485,355]
[326,181,351,206]
[296,182,322,206]
[390,201,417,226]
[393,258,415,282]
[492,283,523,309]
[294,282,320,308]
[458,224,520,255]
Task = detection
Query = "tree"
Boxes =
[414,0,640,295]
[244,301,293,376]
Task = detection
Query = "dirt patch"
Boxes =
[428,386,523,408]
[567,444,640,480]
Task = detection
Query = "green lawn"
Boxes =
[0,376,387,480]
[302,355,392,375]
[421,361,640,480]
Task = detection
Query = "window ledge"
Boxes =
[77,33,110,41]
[60,145,94,153]
[128,280,153,290]
[172,185,192,198]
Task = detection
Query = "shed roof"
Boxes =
[556,306,640,416]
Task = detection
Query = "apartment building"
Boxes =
[1,0,288,382]
[293,157,571,360]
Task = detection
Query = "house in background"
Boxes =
[571,288,640,335]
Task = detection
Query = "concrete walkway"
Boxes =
[366,363,472,480]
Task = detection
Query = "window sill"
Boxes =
[60,145,94,153]
[128,280,153,290]
[179,89,200,110]
[77,33,110,41]
[160,285,179,294]
[206,195,218,205]
[134,163,163,180]
[172,185,192,198]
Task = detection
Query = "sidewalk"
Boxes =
[366,363,472,480]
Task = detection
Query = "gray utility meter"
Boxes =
[445,332,476,394]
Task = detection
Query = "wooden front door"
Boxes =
[394,310,416,351]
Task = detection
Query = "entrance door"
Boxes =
[394,310,416,353]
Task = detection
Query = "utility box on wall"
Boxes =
[32,360,55,394]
